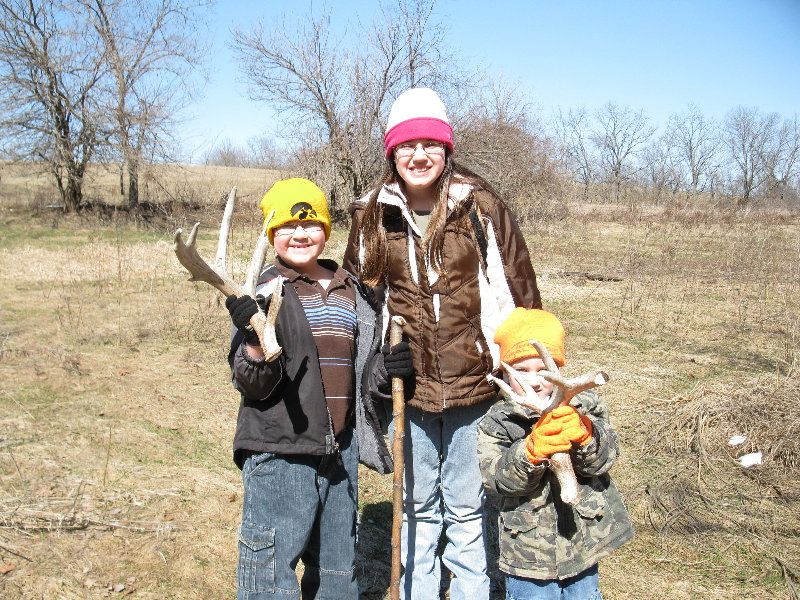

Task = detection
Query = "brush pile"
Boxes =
[643,367,800,596]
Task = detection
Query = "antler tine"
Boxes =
[174,224,240,297]
[539,370,610,405]
[258,274,284,362]
[172,188,284,362]
[244,210,274,298]
[538,369,568,388]
[500,362,538,401]
[215,186,237,269]
[186,222,199,247]
[567,371,609,395]
[529,340,565,407]
[498,361,553,413]
[244,229,270,298]
[531,340,560,373]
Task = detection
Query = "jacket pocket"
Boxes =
[237,525,275,593]
[385,231,412,283]
[501,510,539,537]
[573,484,607,551]
[499,507,553,565]
[467,314,492,374]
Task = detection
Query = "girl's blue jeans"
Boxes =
[505,564,602,600]
[389,403,492,600]
[236,426,359,599]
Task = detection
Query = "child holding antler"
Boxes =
[477,308,633,600]
[225,178,391,600]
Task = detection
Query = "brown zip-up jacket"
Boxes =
[343,179,541,413]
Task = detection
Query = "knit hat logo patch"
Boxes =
[291,202,318,220]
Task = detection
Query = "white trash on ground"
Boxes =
[737,452,762,468]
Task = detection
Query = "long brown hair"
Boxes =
[358,154,496,286]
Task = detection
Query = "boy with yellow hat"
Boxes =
[478,308,634,599]
[224,178,391,599]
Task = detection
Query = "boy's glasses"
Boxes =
[273,221,324,237]
[394,141,446,159]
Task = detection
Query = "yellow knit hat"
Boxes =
[259,178,331,244]
[494,308,566,367]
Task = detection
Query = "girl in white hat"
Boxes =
[344,88,543,600]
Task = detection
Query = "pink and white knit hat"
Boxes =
[384,87,454,158]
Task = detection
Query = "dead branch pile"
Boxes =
[0,484,180,535]
[642,368,800,594]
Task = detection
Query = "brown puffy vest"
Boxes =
[384,204,493,411]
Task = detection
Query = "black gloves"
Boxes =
[381,341,414,379]
[226,295,262,345]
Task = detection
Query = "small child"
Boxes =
[225,178,389,600]
[477,308,634,600]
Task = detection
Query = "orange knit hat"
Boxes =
[494,308,566,367]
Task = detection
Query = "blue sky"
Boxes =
[178,0,800,161]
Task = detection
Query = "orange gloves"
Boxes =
[557,406,593,446]
[525,405,593,464]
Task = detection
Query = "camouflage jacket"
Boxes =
[477,390,634,580]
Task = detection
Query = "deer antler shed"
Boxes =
[173,187,284,361]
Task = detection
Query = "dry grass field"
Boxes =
[0,161,283,212]
[1,165,799,599]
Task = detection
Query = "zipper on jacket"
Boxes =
[325,401,340,455]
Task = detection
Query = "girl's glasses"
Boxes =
[273,221,324,237]
[394,141,446,159]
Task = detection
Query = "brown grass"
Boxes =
[0,161,287,223]
[1,169,799,598]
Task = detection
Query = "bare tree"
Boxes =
[248,134,285,169]
[554,107,595,198]
[640,132,681,203]
[231,0,457,217]
[723,106,778,206]
[669,104,718,196]
[203,139,250,167]
[82,0,207,208]
[0,0,105,212]
[203,135,284,169]
[762,115,800,201]
[591,102,655,202]
[453,80,561,220]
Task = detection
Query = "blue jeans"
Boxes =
[505,565,602,600]
[237,427,359,600]
[390,403,491,600]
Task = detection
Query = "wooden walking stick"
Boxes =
[389,315,408,600]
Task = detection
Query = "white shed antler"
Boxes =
[488,341,608,505]
[173,187,284,361]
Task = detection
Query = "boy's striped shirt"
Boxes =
[277,260,356,436]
